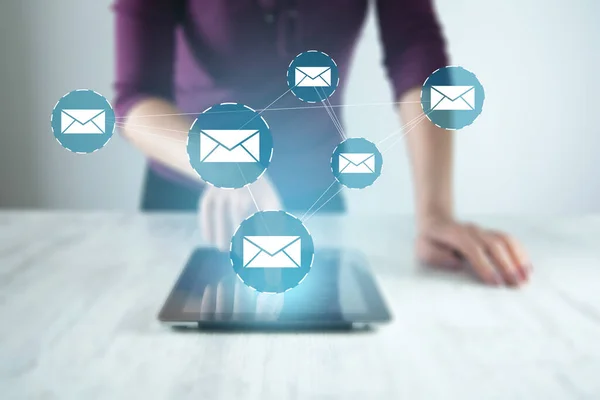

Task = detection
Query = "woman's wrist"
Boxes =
[416,205,454,232]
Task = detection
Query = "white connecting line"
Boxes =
[234,85,300,225]
[237,87,293,130]
[114,120,188,134]
[298,109,433,221]
[302,186,344,223]
[110,100,421,120]
[299,180,338,220]
[114,122,187,143]
[246,187,260,212]
[243,179,272,235]
[376,110,432,146]
[381,114,430,154]
[242,83,348,223]
[114,88,432,224]
[231,153,272,234]
[112,85,297,140]
[114,100,426,146]
[315,87,347,140]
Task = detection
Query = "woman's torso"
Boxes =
[173,0,369,192]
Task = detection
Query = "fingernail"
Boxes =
[509,270,523,286]
[518,266,529,280]
[489,272,503,286]
[518,271,528,282]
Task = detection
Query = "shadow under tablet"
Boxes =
[158,248,391,331]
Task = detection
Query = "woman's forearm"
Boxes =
[400,87,454,228]
[121,97,200,181]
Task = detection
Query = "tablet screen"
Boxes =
[159,248,391,324]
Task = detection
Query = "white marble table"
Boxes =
[0,211,599,400]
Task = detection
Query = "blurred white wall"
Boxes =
[0,0,145,210]
[0,0,599,214]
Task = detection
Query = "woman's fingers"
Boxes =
[200,177,283,251]
[489,231,531,280]
[425,222,532,287]
[427,225,502,285]
[200,284,216,319]
[215,278,235,320]
[199,189,238,250]
[233,190,251,234]
[416,237,462,270]
[460,237,504,285]
[262,190,282,211]
[229,190,242,233]
[206,189,255,251]
[232,279,257,319]
[466,225,521,286]
[213,192,229,251]
[199,190,215,245]
[203,278,263,321]
[226,190,255,251]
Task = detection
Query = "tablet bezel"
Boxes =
[158,248,392,326]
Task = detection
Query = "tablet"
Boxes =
[159,248,391,328]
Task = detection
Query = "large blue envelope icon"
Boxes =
[242,236,301,268]
[200,129,260,163]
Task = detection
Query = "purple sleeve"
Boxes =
[112,0,181,119]
[375,0,449,101]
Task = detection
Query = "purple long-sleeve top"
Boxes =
[113,0,448,194]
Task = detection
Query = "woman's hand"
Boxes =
[416,218,532,286]
[198,175,283,251]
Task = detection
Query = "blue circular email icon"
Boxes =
[287,50,339,103]
[331,138,383,189]
[421,66,486,130]
[50,89,115,154]
[230,211,314,293]
[187,103,274,189]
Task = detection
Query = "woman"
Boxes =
[114,0,531,287]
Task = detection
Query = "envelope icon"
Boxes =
[295,67,331,87]
[430,86,476,111]
[338,153,375,174]
[61,109,105,134]
[200,130,260,163]
[243,236,301,268]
